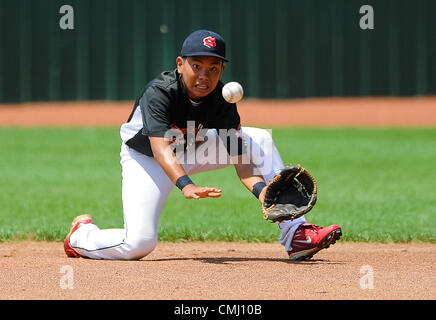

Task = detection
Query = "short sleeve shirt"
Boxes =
[122,69,245,157]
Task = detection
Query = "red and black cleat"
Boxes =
[288,223,342,261]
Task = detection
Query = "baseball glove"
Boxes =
[262,164,318,222]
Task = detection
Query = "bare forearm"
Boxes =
[234,160,267,203]
[150,136,222,199]
[239,173,264,192]
[152,147,187,184]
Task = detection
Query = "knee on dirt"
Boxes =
[123,234,158,260]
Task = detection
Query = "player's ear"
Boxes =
[176,56,184,73]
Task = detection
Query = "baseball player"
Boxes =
[64,30,342,261]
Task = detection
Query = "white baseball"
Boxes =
[222,82,244,103]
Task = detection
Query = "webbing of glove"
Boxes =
[262,164,318,222]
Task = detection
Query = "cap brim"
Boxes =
[183,52,229,62]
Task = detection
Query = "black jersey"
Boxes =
[120,69,244,157]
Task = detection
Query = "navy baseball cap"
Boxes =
[180,29,228,62]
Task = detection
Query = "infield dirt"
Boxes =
[0,241,434,300]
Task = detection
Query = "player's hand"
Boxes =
[258,186,267,204]
[182,184,222,199]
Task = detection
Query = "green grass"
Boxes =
[0,127,435,243]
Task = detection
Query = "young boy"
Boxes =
[64,30,341,261]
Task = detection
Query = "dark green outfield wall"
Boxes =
[0,0,435,102]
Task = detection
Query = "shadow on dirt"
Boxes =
[146,257,345,265]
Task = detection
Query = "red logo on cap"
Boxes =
[203,36,216,48]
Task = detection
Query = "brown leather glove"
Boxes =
[262,164,318,222]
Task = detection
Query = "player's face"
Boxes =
[176,56,225,101]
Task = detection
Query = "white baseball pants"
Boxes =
[69,127,306,259]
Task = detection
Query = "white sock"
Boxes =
[277,216,306,252]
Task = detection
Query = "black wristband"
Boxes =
[176,175,194,191]
[252,181,267,199]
